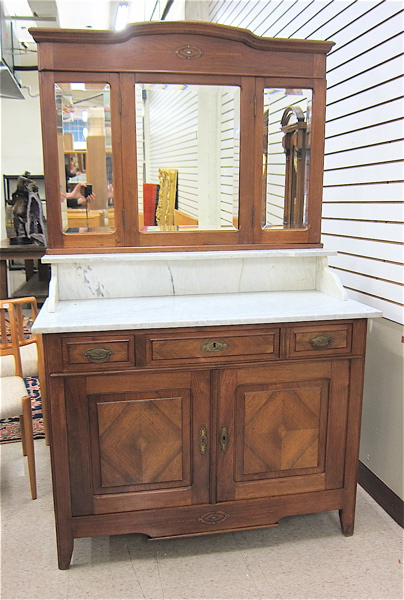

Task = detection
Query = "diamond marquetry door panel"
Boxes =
[91,390,190,490]
[65,370,210,515]
[216,360,350,502]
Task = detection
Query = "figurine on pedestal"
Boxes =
[7,172,46,245]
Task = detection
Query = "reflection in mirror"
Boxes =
[135,83,240,232]
[55,83,114,233]
[263,88,312,230]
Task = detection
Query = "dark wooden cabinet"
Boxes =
[44,318,367,569]
[31,19,372,574]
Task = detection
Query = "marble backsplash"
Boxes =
[42,249,347,312]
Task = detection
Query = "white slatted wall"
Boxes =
[220,87,240,225]
[210,0,404,324]
[145,85,199,217]
[136,83,240,225]
[135,86,145,211]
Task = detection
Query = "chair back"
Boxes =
[0,301,23,378]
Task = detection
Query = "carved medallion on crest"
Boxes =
[175,45,204,60]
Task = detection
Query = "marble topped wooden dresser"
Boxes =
[31,21,383,569]
[33,250,382,569]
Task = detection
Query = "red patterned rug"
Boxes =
[0,376,45,443]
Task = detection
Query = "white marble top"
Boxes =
[41,248,337,263]
[33,290,382,334]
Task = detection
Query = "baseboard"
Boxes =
[358,461,403,528]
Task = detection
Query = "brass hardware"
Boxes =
[199,426,208,455]
[201,340,229,353]
[84,347,113,363]
[219,425,229,453]
[309,335,334,350]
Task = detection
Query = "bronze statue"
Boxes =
[8,172,46,245]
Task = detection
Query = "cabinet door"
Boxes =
[65,370,210,515]
[217,360,349,502]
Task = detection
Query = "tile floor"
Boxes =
[1,438,403,600]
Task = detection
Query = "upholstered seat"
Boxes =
[0,376,30,416]
[1,343,38,378]
[0,297,48,444]
[0,301,37,499]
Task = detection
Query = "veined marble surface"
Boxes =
[43,249,346,307]
[55,255,321,300]
[33,290,382,334]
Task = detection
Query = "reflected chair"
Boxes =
[0,301,37,499]
[0,297,49,445]
[143,183,159,227]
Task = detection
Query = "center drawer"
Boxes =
[145,328,280,366]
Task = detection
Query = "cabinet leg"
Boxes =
[339,508,354,537]
[57,536,74,570]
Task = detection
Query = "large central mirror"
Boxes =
[135,83,240,232]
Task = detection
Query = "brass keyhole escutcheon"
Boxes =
[84,347,113,363]
[199,426,208,455]
[309,335,334,350]
[220,425,229,453]
[201,340,229,353]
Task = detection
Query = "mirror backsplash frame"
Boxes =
[31,21,334,253]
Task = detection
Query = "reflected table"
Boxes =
[0,239,49,302]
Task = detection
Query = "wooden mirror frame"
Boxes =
[31,21,334,254]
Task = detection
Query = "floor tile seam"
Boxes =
[149,540,166,600]
[125,539,150,599]
[300,515,359,598]
[230,531,282,599]
[230,531,271,599]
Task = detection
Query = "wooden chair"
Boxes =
[0,301,37,499]
[0,297,49,445]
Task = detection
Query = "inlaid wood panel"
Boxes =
[217,360,350,502]
[236,380,328,481]
[90,390,190,491]
[65,370,211,516]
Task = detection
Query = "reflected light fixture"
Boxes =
[114,3,129,31]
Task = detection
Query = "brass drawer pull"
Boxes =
[201,340,229,353]
[309,335,334,350]
[84,347,113,363]
[220,425,229,453]
[199,426,208,455]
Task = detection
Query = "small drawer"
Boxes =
[287,323,353,358]
[61,335,135,371]
[146,328,279,366]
